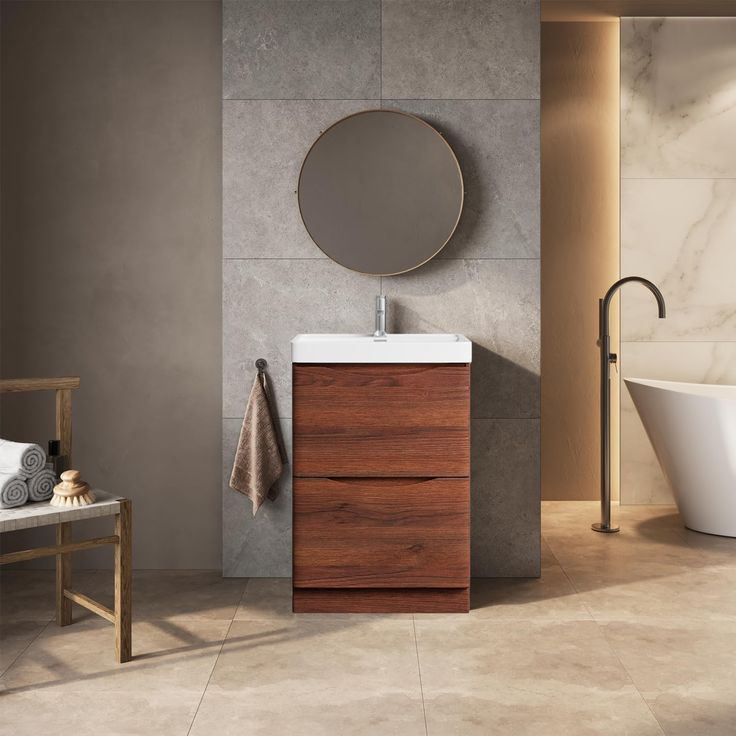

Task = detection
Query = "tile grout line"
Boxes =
[596,623,667,735]
[185,618,235,736]
[412,616,429,736]
[0,619,52,679]
[544,535,666,732]
[543,533,597,621]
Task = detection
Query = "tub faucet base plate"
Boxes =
[591,522,620,533]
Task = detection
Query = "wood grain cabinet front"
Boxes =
[293,477,469,588]
[292,363,470,477]
[292,362,471,613]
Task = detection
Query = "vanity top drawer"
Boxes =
[292,363,470,477]
[293,477,470,589]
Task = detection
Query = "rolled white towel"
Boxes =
[0,439,46,476]
[27,468,57,502]
[0,472,29,509]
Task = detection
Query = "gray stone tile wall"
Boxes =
[223,0,541,577]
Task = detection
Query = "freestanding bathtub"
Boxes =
[625,378,736,537]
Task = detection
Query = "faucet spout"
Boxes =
[594,276,666,534]
[374,295,387,338]
[602,276,666,323]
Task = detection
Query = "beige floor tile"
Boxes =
[415,617,664,735]
[602,618,736,736]
[0,569,101,623]
[545,522,699,566]
[0,617,230,735]
[680,527,736,567]
[542,504,736,622]
[0,620,48,675]
[0,690,203,736]
[88,569,247,621]
[1,617,230,693]
[464,567,592,621]
[567,564,736,622]
[189,617,425,735]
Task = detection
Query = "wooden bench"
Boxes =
[0,378,132,663]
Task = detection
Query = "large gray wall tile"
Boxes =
[223,417,293,576]
[223,259,379,418]
[224,100,368,258]
[621,18,736,178]
[382,0,540,100]
[471,419,540,576]
[222,1,541,577]
[223,0,380,100]
[384,100,539,259]
[383,259,540,419]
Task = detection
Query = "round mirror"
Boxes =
[298,109,463,276]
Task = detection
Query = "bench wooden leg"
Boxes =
[114,499,132,663]
[56,522,73,626]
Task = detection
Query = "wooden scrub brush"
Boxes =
[50,469,96,507]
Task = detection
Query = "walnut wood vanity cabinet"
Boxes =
[292,363,471,613]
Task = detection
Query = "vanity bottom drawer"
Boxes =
[293,477,469,589]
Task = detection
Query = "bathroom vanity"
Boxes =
[291,334,471,613]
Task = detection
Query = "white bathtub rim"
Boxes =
[625,377,736,401]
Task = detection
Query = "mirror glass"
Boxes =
[298,110,463,275]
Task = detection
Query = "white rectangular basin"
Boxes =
[291,333,472,364]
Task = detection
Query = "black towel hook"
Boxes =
[255,358,267,374]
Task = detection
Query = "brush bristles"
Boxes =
[50,491,96,507]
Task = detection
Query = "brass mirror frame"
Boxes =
[297,109,464,276]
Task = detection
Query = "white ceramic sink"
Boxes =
[291,333,472,364]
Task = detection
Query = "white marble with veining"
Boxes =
[620,21,736,503]
[621,179,736,342]
[621,17,736,179]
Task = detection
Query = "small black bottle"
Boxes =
[47,439,68,480]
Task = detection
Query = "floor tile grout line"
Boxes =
[0,619,52,679]
[234,577,251,611]
[412,616,429,736]
[596,623,667,735]
[185,618,234,736]
[544,533,666,731]
[543,533,597,621]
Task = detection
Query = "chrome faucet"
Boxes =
[593,276,666,534]
[374,295,387,338]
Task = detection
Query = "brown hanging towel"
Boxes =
[229,361,287,515]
